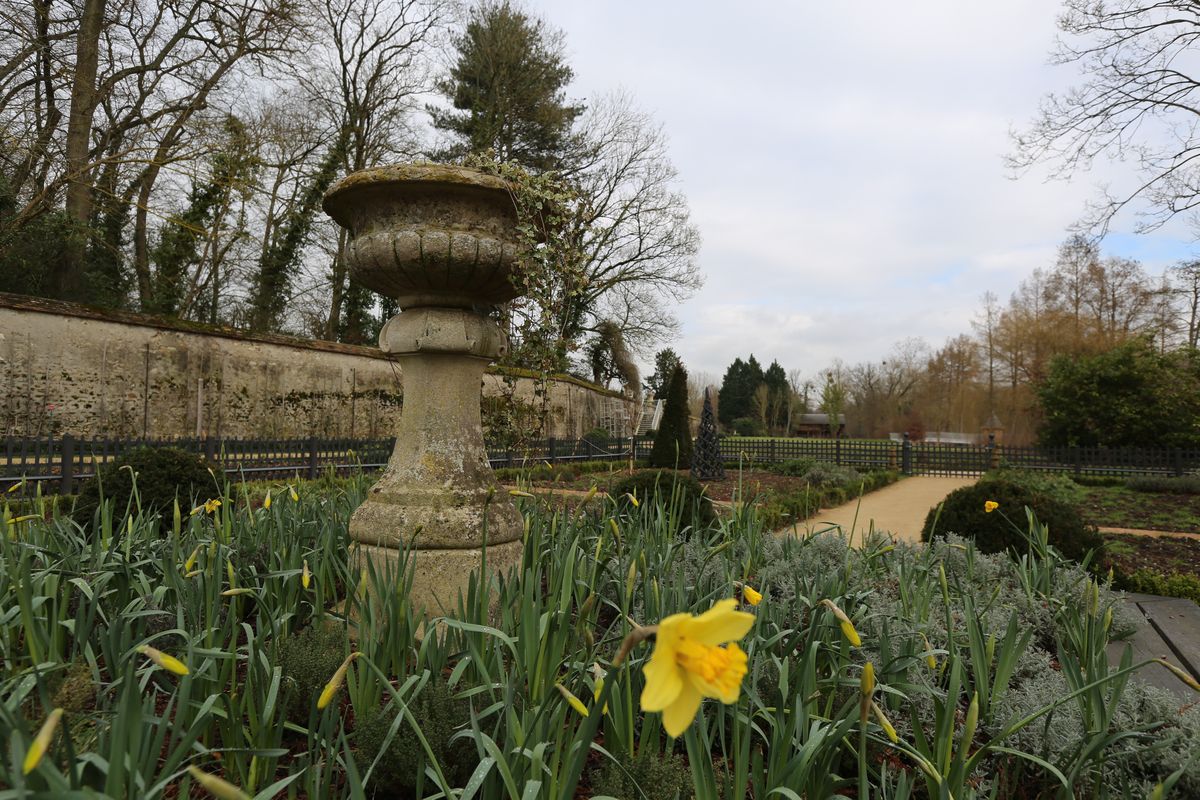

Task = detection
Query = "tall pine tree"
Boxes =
[650,364,692,469]
[431,1,583,171]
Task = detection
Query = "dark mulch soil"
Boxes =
[1078,487,1200,534]
[693,470,811,503]
[1103,533,1200,581]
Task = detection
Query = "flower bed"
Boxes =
[1,475,1198,797]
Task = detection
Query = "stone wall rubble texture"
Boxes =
[0,294,622,440]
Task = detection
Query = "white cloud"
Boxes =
[527,0,1196,378]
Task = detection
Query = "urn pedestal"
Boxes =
[322,165,526,617]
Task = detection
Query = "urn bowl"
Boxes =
[322,164,522,309]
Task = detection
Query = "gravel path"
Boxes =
[778,476,977,544]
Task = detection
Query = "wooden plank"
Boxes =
[1108,602,1196,699]
[1138,597,1200,682]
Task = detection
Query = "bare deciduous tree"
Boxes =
[1011,1,1200,232]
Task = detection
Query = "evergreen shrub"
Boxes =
[73,446,217,531]
[922,479,1102,562]
[277,624,351,723]
[649,364,693,469]
[356,679,476,794]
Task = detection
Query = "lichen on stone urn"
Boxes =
[322,164,523,311]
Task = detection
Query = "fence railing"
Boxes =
[3,434,1198,494]
[720,435,1200,479]
[0,435,641,494]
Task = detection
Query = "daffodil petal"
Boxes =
[641,643,683,711]
[661,681,702,737]
[687,599,755,646]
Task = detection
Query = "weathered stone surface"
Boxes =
[353,537,524,619]
[323,164,523,309]
[0,293,621,439]
[327,164,532,617]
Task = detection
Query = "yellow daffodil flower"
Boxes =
[317,652,362,709]
[138,644,190,675]
[184,545,201,573]
[187,765,251,800]
[22,707,63,774]
[263,492,272,510]
[302,559,311,590]
[289,486,299,502]
[984,500,999,513]
[508,489,535,498]
[742,584,763,606]
[625,492,640,508]
[204,498,221,514]
[640,599,754,737]
[220,588,253,597]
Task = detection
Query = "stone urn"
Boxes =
[322,164,524,616]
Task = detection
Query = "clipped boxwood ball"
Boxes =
[921,479,1102,562]
[610,469,715,535]
[73,446,218,531]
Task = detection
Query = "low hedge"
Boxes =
[922,479,1103,562]
[73,446,218,532]
[1113,568,1200,604]
[1126,474,1200,495]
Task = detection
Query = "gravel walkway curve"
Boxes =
[778,476,977,545]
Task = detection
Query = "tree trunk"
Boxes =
[55,0,106,298]
[325,231,348,339]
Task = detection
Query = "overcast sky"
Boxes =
[522,0,1196,382]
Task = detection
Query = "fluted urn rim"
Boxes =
[322,164,513,227]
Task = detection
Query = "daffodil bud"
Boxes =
[962,692,979,749]
[317,652,362,709]
[22,708,63,774]
[556,683,589,717]
[872,700,899,743]
[138,644,190,675]
[187,765,251,800]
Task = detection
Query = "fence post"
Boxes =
[307,436,319,480]
[1071,446,1081,478]
[1172,448,1184,477]
[769,438,777,463]
[547,437,557,464]
[835,435,842,466]
[60,434,75,495]
[204,436,217,464]
[901,432,912,476]
[987,432,999,470]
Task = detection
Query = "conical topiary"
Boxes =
[649,364,693,469]
[692,388,724,480]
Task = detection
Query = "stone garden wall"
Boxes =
[0,294,625,440]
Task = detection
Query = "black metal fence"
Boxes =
[720,435,1200,479]
[0,434,640,493]
[3,433,1198,494]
